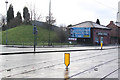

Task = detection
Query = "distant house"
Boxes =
[69,21,111,45]
[107,21,120,44]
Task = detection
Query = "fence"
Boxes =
[3,41,77,48]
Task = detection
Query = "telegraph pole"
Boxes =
[5,0,8,45]
[48,0,51,46]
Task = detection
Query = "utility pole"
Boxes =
[5,0,8,45]
[48,0,51,46]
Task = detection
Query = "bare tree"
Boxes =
[29,4,33,21]
[0,15,6,31]
[46,13,56,25]
[29,4,42,21]
[1,15,6,26]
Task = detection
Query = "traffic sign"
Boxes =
[64,53,70,68]
[33,26,38,34]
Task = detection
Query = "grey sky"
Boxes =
[0,0,119,26]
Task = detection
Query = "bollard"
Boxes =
[101,42,103,50]
[64,53,70,69]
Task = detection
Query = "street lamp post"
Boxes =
[5,0,8,45]
[48,0,51,46]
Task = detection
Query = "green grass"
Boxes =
[0,30,2,44]
[1,25,60,45]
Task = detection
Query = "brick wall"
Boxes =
[107,21,120,44]
[92,28,110,45]
[107,21,118,37]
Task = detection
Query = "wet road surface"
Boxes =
[0,46,119,79]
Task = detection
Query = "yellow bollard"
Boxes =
[64,53,70,69]
[101,42,103,50]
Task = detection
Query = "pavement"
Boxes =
[0,45,119,55]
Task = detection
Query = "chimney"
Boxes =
[110,21,114,24]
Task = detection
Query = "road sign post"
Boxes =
[64,53,70,69]
[33,25,38,53]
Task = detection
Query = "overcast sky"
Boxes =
[0,0,119,26]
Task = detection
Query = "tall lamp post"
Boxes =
[48,0,51,46]
[5,0,8,45]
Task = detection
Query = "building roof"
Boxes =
[114,22,120,27]
[71,21,111,29]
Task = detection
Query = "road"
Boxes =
[0,46,119,79]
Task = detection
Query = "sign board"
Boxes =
[68,38,77,41]
[70,27,91,38]
[64,53,70,68]
[100,37,103,44]
[98,32,108,36]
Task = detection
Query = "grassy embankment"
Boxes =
[1,25,63,46]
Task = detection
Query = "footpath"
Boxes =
[0,45,118,55]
